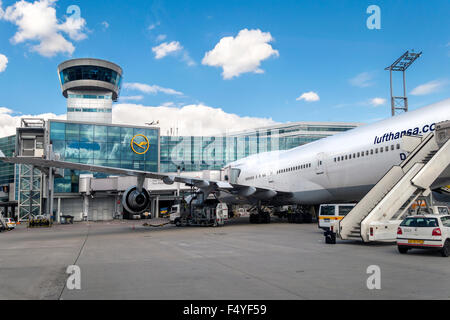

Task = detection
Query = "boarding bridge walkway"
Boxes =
[338,123,450,242]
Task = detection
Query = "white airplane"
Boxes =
[1,99,449,221]
[220,98,450,205]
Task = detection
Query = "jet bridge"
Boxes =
[337,120,450,242]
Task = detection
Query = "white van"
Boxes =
[318,204,356,230]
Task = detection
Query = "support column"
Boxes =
[114,195,118,219]
[29,165,34,220]
[57,197,61,223]
[45,175,50,216]
[155,196,160,218]
[176,167,181,198]
[49,167,54,221]
[83,194,89,221]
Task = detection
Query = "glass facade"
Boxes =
[160,136,227,172]
[49,121,159,193]
[0,135,16,186]
[160,123,359,172]
[60,65,122,88]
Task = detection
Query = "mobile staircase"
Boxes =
[336,120,450,242]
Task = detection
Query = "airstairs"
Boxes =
[337,121,450,242]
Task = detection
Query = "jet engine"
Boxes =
[122,186,151,215]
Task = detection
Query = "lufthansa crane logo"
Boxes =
[131,134,149,155]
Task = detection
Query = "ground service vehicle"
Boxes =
[170,203,228,227]
[318,204,355,230]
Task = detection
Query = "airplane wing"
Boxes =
[0,156,292,201]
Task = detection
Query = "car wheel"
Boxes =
[440,240,450,257]
[398,246,409,254]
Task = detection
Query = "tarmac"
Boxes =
[0,218,449,300]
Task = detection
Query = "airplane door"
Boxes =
[267,170,275,184]
[315,153,325,175]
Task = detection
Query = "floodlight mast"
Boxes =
[385,50,422,116]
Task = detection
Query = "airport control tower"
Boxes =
[57,58,123,124]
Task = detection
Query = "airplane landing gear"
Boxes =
[249,206,271,224]
[287,207,313,224]
[287,212,303,223]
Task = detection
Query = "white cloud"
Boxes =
[349,72,374,88]
[411,79,447,95]
[156,34,167,42]
[58,12,87,41]
[119,95,144,102]
[152,41,182,59]
[296,91,320,102]
[0,103,278,140]
[148,22,160,31]
[101,21,109,30]
[152,40,195,66]
[161,102,176,107]
[181,51,196,66]
[202,29,279,79]
[1,0,87,57]
[0,107,65,138]
[0,54,7,72]
[123,82,183,96]
[369,97,386,106]
[113,103,278,136]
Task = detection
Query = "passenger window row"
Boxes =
[334,144,400,162]
[244,161,313,181]
[245,172,268,181]
[277,163,311,175]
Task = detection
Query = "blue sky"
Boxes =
[0,0,449,136]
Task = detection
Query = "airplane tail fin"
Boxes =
[0,150,5,158]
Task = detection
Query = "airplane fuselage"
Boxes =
[222,99,450,205]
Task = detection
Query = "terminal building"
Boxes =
[0,58,362,222]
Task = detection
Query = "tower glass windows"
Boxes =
[60,66,122,88]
